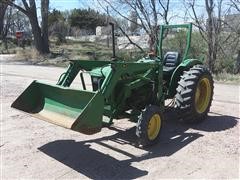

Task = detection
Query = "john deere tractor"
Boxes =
[12,23,213,146]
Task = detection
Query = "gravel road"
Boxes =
[1,55,239,179]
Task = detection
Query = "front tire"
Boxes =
[136,105,163,146]
[175,65,214,123]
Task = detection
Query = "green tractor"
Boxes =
[12,23,213,146]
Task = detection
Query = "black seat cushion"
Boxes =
[163,52,180,72]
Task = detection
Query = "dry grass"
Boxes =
[50,40,113,61]
[1,40,114,67]
[11,40,144,67]
[213,73,240,84]
[16,47,41,60]
[0,40,17,54]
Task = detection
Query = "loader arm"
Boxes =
[12,59,163,135]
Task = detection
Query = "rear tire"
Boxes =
[175,65,214,123]
[136,105,163,147]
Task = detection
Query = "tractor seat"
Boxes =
[163,52,180,73]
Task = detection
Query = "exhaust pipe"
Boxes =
[109,22,116,60]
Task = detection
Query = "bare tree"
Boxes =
[185,0,230,72]
[1,6,12,40]
[230,0,240,12]
[0,2,8,39]
[185,0,240,73]
[12,10,30,33]
[129,11,138,35]
[3,0,50,54]
[230,0,240,73]
[100,0,170,52]
[1,6,13,51]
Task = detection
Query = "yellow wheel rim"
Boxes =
[195,77,211,113]
[147,114,161,140]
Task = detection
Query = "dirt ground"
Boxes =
[0,55,239,179]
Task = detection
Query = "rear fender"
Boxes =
[168,59,203,98]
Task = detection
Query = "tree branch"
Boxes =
[3,0,28,15]
[117,22,144,52]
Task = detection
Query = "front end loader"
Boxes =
[12,23,213,146]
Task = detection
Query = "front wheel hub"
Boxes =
[147,114,161,140]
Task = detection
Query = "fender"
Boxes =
[168,59,203,98]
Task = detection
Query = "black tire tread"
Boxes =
[175,65,214,123]
[136,105,163,147]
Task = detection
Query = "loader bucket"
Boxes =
[11,81,104,135]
